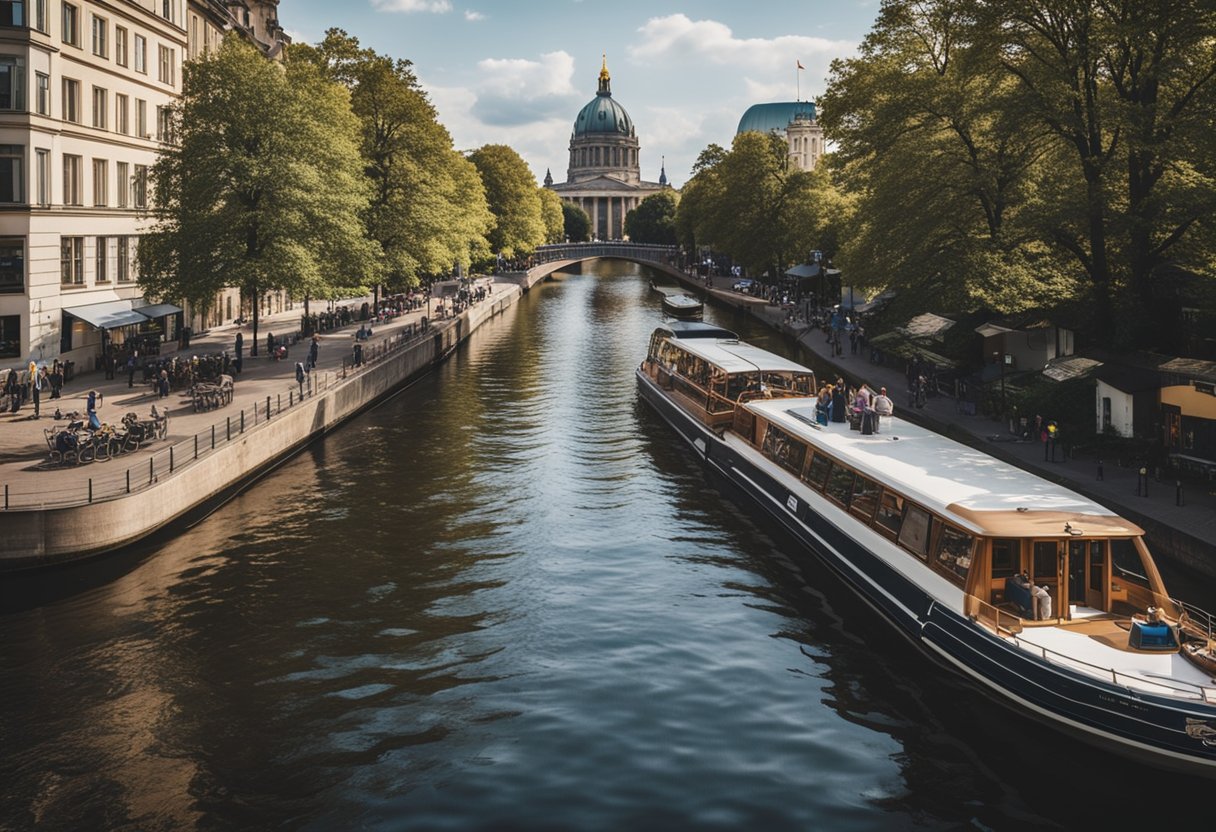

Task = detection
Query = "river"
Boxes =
[0,262,1210,831]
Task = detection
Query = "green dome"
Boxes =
[737,101,817,134]
[573,92,633,136]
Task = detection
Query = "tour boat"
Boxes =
[637,322,1216,776]
[661,293,704,320]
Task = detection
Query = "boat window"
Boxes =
[824,463,855,506]
[793,373,816,395]
[873,490,903,537]
[991,538,1019,578]
[1033,541,1057,580]
[726,373,759,401]
[850,475,880,520]
[804,453,831,491]
[897,504,932,559]
[934,525,974,585]
[1110,538,1149,590]
[1089,541,1106,591]
[761,424,807,476]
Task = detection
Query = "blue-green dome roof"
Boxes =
[574,92,634,136]
[737,101,816,134]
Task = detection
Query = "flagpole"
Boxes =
[796,63,800,101]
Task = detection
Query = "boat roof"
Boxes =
[747,399,1143,537]
[656,321,737,340]
[664,294,702,307]
[668,337,813,376]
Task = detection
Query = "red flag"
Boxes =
[796,60,805,70]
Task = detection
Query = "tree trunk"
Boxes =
[250,284,260,357]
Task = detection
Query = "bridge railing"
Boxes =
[533,242,678,266]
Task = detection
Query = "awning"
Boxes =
[785,263,819,278]
[63,299,148,329]
[135,303,183,319]
[974,322,1014,338]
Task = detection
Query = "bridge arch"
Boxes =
[520,242,684,284]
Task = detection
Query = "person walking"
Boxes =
[158,369,170,399]
[86,390,100,429]
[308,335,319,371]
[126,354,137,388]
[32,365,44,418]
[50,359,63,399]
[295,361,306,398]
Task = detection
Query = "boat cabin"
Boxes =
[742,400,1180,638]
[643,325,817,428]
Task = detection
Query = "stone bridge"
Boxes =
[505,242,685,287]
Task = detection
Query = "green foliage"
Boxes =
[821,0,1216,349]
[562,202,591,242]
[468,144,547,258]
[140,37,375,344]
[1011,377,1098,449]
[538,188,565,244]
[624,191,678,244]
[290,30,492,289]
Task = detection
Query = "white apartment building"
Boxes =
[0,0,185,370]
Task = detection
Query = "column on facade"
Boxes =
[592,197,600,240]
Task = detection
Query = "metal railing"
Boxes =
[2,321,437,511]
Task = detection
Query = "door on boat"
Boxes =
[1032,540,1064,620]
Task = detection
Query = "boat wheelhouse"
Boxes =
[661,293,704,320]
[637,326,1216,776]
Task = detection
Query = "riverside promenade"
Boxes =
[0,279,520,569]
[669,269,1216,578]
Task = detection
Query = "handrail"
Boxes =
[1174,597,1216,642]
[1,319,439,511]
[1010,631,1216,703]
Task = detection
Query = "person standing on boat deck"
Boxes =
[873,387,894,433]
[831,385,848,423]
[817,386,831,425]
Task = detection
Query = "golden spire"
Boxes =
[599,53,610,83]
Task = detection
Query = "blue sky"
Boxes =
[283,1,880,188]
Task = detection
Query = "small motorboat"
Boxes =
[662,293,703,319]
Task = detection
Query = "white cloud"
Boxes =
[464,10,484,21]
[629,13,852,81]
[472,51,581,125]
[370,0,453,13]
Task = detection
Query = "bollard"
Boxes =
[241,410,245,433]
[212,424,216,449]
[227,416,231,441]
[267,396,272,419]
[277,393,281,413]
[126,469,130,494]
[1097,460,1104,481]
[88,478,93,503]
[290,390,294,407]
[4,483,7,510]
[170,447,174,473]
[1139,467,1148,498]
[194,435,198,459]
[1177,481,1184,507]
[149,457,154,485]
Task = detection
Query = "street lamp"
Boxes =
[994,351,1008,419]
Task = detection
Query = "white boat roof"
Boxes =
[748,398,1129,532]
[670,338,813,376]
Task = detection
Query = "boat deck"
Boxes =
[1009,615,1216,700]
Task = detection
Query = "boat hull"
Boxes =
[662,296,703,319]
[636,367,1216,777]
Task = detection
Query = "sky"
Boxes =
[282,1,881,189]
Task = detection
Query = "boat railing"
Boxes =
[966,595,1024,636]
[1174,597,1216,642]
[1010,632,1216,704]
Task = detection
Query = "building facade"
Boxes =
[0,0,188,370]
[546,57,667,241]
[736,101,825,171]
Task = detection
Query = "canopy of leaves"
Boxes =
[562,201,591,242]
[468,144,547,258]
[624,191,679,245]
[291,29,493,289]
[538,187,565,244]
[140,37,375,323]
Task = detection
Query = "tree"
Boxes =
[538,187,565,244]
[468,144,546,258]
[562,201,591,242]
[291,30,493,297]
[625,191,679,244]
[140,37,374,356]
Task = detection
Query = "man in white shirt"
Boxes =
[872,386,894,432]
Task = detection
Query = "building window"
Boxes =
[161,0,174,22]
[33,0,45,32]
[0,238,23,294]
[60,235,83,284]
[0,314,18,357]
[62,153,81,205]
[157,44,174,86]
[92,157,106,206]
[91,85,105,129]
[114,93,127,134]
[133,33,145,73]
[61,1,77,46]
[136,98,146,137]
[188,13,198,58]
[156,105,173,143]
[35,147,48,206]
[115,160,127,207]
[0,56,24,110]
[117,234,129,282]
[0,144,22,202]
[114,25,127,66]
[0,1,24,27]
[35,70,47,114]
[133,164,146,208]
[90,13,105,57]
[94,235,107,282]
[62,77,79,122]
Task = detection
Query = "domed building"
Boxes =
[546,57,669,240]
[736,101,825,171]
